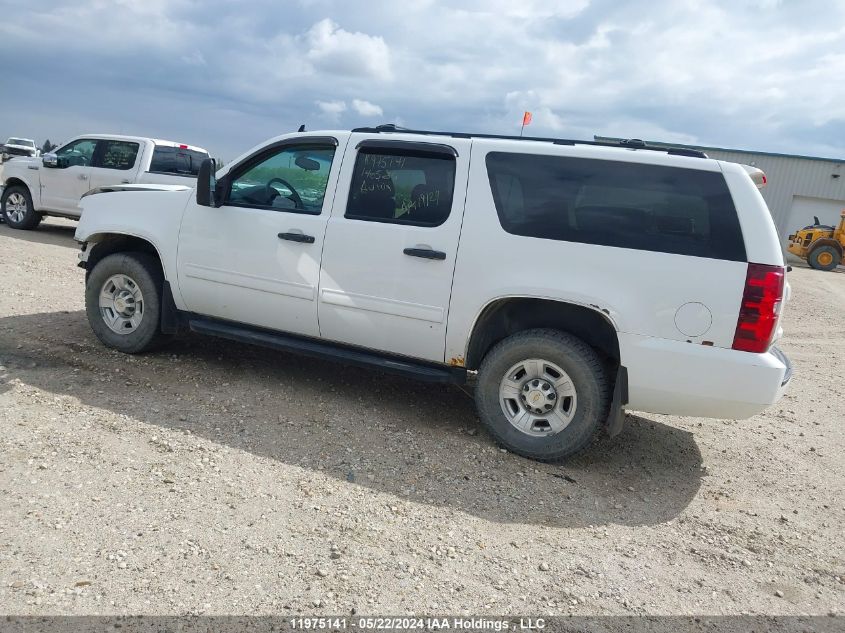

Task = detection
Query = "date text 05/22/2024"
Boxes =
[288,617,547,631]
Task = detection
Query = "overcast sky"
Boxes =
[1,0,843,161]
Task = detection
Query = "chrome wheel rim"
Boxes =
[499,359,577,436]
[99,274,145,334]
[5,192,27,223]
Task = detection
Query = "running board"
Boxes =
[188,318,466,384]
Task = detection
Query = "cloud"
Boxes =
[306,19,392,80]
[0,1,843,161]
[457,0,590,20]
[316,100,348,120]
[351,99,384,117]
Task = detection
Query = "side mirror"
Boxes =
[196,158,218,207]
[42,153,58,168]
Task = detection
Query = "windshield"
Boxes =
[7,138,34,147]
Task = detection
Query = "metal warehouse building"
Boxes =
[595,136,845,243]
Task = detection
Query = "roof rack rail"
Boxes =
[349,125,709,158]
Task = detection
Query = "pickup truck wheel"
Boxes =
[475,329,610,462]
[1,185,42,230]
[807,245,840,271]
[85,252,165,353]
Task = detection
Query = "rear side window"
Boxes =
[345,149,456,227]
[149,145,209,176]
[485,152,746,261]
[95,140,139,170]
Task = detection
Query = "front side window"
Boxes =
[227,144,336,214]
[55,139,97,168]
[95,140,139,170]
[486,152,746,261]
[345,149,456,226]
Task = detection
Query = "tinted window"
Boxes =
[95,140,139,170]
[55,139,97,168]
[149,145,209,176]
[345,149,455,226]
[486,152,746,261]
[227,144,336,214]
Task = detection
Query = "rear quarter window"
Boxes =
[485,152,746,262]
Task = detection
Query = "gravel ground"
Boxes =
[0,218,843,617]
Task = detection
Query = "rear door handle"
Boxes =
[78,174,88,180]
[278,232,315,244]
[403,247,446,260]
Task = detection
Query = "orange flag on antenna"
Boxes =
[522,111,533,126]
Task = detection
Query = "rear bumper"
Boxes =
[770,346,792,386]
[621,333,792,419]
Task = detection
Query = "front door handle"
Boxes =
[78,174,88,180]
[278,232,315,244]
[403,247,446,260]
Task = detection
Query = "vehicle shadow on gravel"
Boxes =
[0,220,78,248]
[0,310,704,528]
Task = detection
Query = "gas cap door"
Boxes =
[674,302,712,338]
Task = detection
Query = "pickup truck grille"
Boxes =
[2,147,34,157]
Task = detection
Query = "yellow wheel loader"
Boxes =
[787,210,845,271]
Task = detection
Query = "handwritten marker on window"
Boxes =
[520,111,532,137]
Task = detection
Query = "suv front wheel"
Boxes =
[475,329,610,461]
[85,252,166,353]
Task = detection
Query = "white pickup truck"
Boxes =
[1,137,39,159]
[0,134,209,229]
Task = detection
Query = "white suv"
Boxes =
[74,126,792,461]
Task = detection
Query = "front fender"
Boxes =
[1,160,41,206]
[75,187,194,308]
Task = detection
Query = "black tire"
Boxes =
[1,185,42,230]
[85,252,166,353]
[807,245,841,272]
[475,329,610,462]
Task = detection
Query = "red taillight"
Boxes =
[179,144,188,149]
[732,263,785,353]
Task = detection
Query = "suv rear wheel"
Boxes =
[85,252,166,353]
[1,185,42,230]
[475,329,610,461]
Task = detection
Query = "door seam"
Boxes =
[315,134,354,337]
